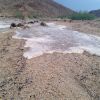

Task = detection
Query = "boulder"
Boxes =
[34,20,39,23]
[40,22,47,26]
[17,23,24,27]
[28,21,34,24]
[69,19,73,23]
[23,25,30,29]
[10,23,16,28]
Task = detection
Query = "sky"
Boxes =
[55,0,100,11]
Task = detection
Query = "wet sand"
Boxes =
[0,20,100,100]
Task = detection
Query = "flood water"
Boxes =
[12,22,100,59]
[0,21,10,32]
[0,19,23,32]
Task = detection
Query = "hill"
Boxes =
[0,0,75,18]
[90,9,100,17]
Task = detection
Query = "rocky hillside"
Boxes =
[90,9,100,17]
[0,0,74,18]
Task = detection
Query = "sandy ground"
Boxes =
[56,20,100,36]
[0,20,100,100]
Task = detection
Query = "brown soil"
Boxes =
[56,20,100,36]
[0,20,100,100]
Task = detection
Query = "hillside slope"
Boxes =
[0,0,74,18]
[90,9,100,17]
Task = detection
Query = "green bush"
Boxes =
[15,11,24,19]
[69,12,96,20]
[57,16,68,19]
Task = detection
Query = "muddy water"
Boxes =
[0,19,23,32]
[13,22,100,59]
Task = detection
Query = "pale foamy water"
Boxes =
[13,22,100,59]
[0,24,10,28]
[0,22,10,32]
[0,19,23,31]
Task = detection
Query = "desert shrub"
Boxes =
[28,15,37,19]
[57,15,68,19]
[68,12,96,20]
[15,11,24,19]
[28,13,43,19]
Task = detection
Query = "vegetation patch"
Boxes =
[15,11,24,19]
[57,15,68,19]
[68,12,96,20]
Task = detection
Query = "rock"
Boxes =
[64,20,67,22]
[28,21,34,24]
[23,25,30,29]
[28,21,39,24]
[34,20,39,23]
[40,22,47,26]
[69,19,73,23]
[10,23,16,28]
[17,23,24,27]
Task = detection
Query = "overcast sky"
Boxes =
[55,0,100,11]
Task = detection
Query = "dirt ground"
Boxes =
[56,20,100,36]
[0,20,100,100]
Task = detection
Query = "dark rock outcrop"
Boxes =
[90,9,100,17]
[40,22,47,26]
[10,23,16,28]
